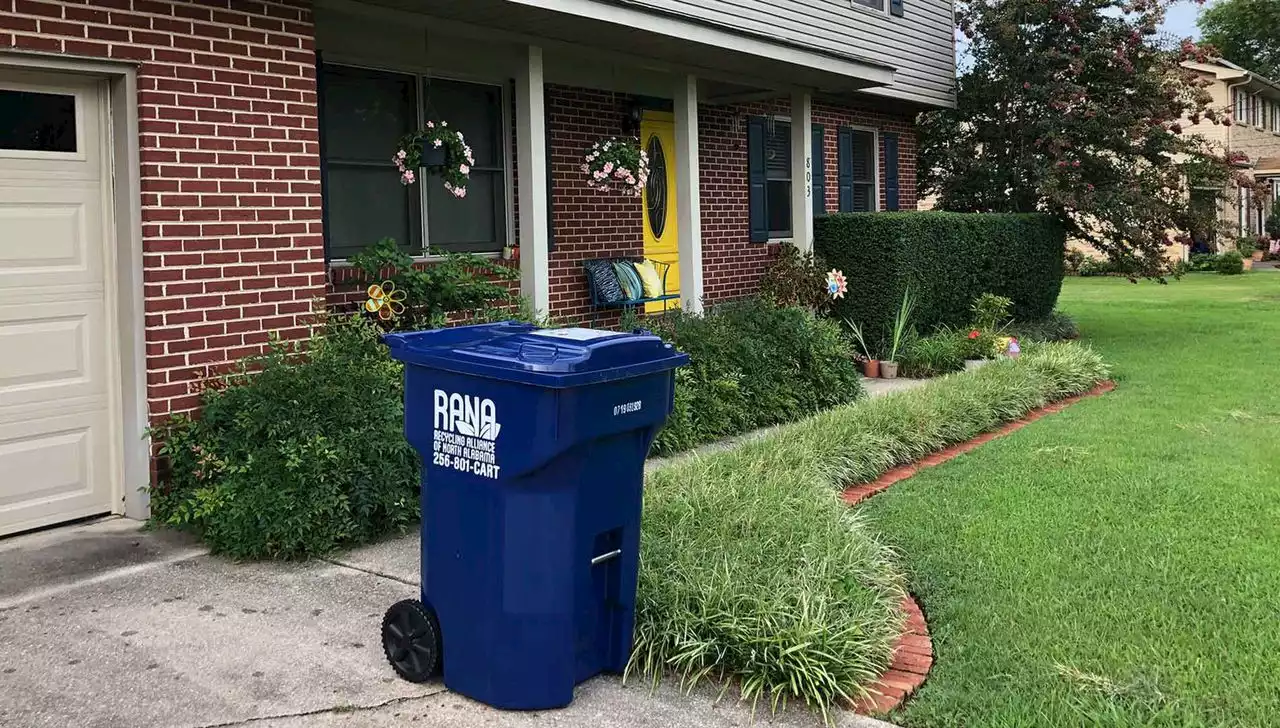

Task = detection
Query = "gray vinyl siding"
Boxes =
[630,0,956,107]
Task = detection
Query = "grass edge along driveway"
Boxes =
[861,274,1280,728]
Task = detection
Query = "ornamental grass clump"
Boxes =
[632,342,1109,718]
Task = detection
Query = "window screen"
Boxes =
[320,65,420,259]
[319,64,510,259]
[766,121,792,238]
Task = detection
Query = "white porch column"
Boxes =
[790,89,814,253]
[673,74,704,314]
[516,45,550,316]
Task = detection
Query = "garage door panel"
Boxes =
[0,70,115,537]
[0,189,102,289]
[0,300,104,408]
[0,410,111,534]
[0,200,89,272]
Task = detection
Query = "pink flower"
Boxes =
[580,163,589,173]
[459,164,470,175]
[426,121,435,129]
[440,121,448,127]
[603,161,614,174]
[395,149,407,160]
[400,169,416,185]
[433,139,443,148]
[454,186,467,198]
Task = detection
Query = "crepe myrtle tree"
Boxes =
[920,0,1238,279]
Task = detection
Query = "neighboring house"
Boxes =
[1181,58,1280,247]
[0,0,955,535]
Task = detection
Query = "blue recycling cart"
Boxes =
[379,322,687,711]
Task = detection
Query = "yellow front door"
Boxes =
[641,111,679,313]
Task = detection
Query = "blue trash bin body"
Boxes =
[384,323,687,711]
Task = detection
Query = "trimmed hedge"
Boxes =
[632,342,1110,716]
[815,212,1066,340]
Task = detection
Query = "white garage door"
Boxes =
[0,71,118,537]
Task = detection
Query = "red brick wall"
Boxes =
[700,96,919,305]
[2,0,324,421]
[546,85,643,325]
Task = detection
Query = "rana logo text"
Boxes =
[434,390,502,441]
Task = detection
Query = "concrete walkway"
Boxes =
[0,377,920,728]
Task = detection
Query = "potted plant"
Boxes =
[881,288,916,380]
[581,137,649,196]
[846,321,880,378]
[1236,236,1259,267]
[393,121,475,198]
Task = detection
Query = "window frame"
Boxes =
[318,58,515,263]
[0,78,87,163]
[839,124,881,214]
[764,116,794,241]
[850,0,888,14]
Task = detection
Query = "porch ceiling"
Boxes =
[352,0,895,94]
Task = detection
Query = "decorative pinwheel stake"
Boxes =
[365,280,406,321]
[826,269,847,299]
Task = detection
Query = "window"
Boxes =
[764,120,792,238]
[852,0,885,10]
[838,128,878,212]
[1234,89,1245,122]
[0,89,77,153]
[319,64,509,259]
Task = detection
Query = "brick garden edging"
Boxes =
[846,379,1117,715]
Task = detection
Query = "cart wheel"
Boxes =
[381,599,442,683]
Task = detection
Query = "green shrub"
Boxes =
[1004,311,1079,342]
[1235,236,1257,257]
[348,238,517,330]
[632,342,1110,716]
[647,299,862,457]
[815,212,1065,346]
[148,316,419,559]
[1076,257,1120,277]
[900,330,967,378]
[1187,252,1221,272]
[758,243,832,312]
[1217,250,1245,275]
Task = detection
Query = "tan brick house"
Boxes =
[1181,58,1280,247]
[0,0,955,533]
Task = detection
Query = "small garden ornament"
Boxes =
[394,121,475,198]
[826,269,847,300]
[365,280,406,322]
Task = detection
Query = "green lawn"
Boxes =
[860,273,1280,727]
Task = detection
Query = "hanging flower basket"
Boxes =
[393,121,476,198]
[580,136,649,197]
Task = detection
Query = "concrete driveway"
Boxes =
[0,518,895,728]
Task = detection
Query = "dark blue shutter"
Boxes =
[748,116,768,243]
[812,124,826,217]
[837,127,854,213]
[884,132,900,211]
[890,0,904,17]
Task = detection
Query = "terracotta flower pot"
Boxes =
[1252,250,1264,262]
[881,361,899,379]
[862,359,880,378]
[1243,257,1255,271]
